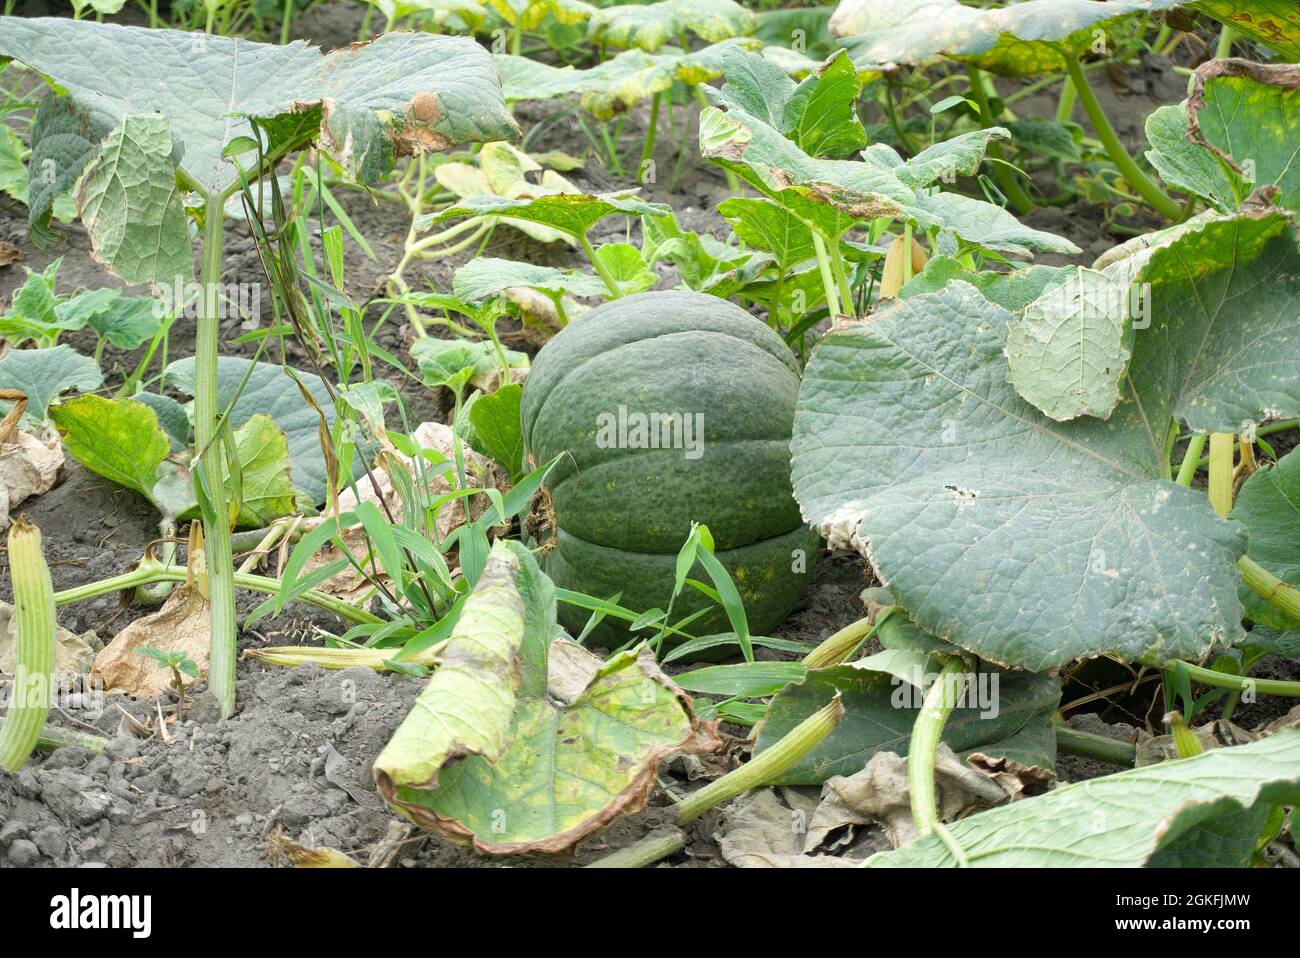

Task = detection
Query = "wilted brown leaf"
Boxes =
[93,584,209,698]
[0,429,63,532]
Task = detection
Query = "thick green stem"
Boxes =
[827,239,856,318]
[811,233,842,316]
[967,66,1034,215]
[1054,75,1077,123]
[1195,420,1298,469]
[52,565,382,626]
[909,656,965,838]
[676,694,845,823]
[35,724,109,754]
[245,644,439,671]
[1207,431,1234,517]
[1214,25,1235,59]
[0,519,56,772]
[195,196,238,718]
[1053,723,1136,766]
[585,828,685,868]
[580,231,623,298]
[1175,431,1207,486]
[1237,556,1300,624]
[1064,57,1183,222]
[804,610,894,669]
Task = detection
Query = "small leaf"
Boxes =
[467,383,525,480]
[1005,268,1134,421]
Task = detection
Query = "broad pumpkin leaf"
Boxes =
[710,46,865,159]
[203,413,298,527]
[452,257,609,303]
[1187,0,1300,60]
[165,356,353,505]
[50,396,297,526]
[50,394,169,502]
[486,0,596,29]
[588,0,756,52]
[1004,267,1134,421]
[793,210,1300,671]
[594,242,657,295]
[1146,60,1300,216]
[130,391,190,450]
[417,190,671,239]
[0,16,516,266]
[1230,448,1300,630]
[0,263,77,346]
[0,345,103,423]
[867,727,1300,867]
[494,40,755,117]
[579,40,757,119]
[493,54,590,102]
[831,0,1180,77]
[1242,626,1300,659]
[753,651,1060,785]
[375,541,714,855]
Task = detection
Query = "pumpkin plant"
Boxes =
[0,16,516,717]
[751,64,1300,863]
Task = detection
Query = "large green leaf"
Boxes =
[588,0,756,52]
[417,190,671,238]
[375,541,712,855]
[453,257,609,303]
[0,16,516,255]
[165,356,351,504]
[1146,60,1300,216]
[50,393,169,500]
[906,189,1081,257]
[831,0,1178,77]
[1230,448,1300,630]
[467,383,525,481]
[493,39,755,117]
[1188,0,1300,60]
[867,728,1300,867]
[50,396,296,526]
[0,345,103,423]
[792,211,1300,670]
[753,653,1060,785]
[899,256,1069,309]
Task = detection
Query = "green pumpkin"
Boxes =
[521,290,819,651]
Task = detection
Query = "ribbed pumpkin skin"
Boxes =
[522,291,818,648]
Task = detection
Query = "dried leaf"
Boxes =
[92,584,208,698]
[0,600,98,675]
[0,429,62,531]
